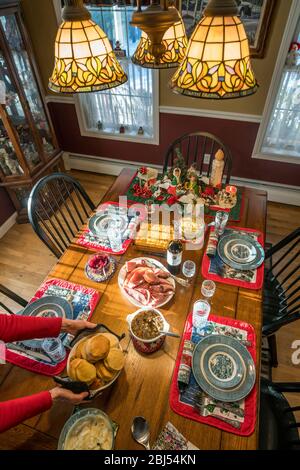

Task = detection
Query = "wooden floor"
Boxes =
[0,170,300,441]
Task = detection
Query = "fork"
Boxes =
[167,272,191,287]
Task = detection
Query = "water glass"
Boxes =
[201,280,216,301]
[192,300,211,328]
[107,226,123,252]
[182,260,196,278]
[215,211,229,236]
[42,337,66,363]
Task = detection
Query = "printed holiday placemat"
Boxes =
[202,226,265,290]
[170,313,257,437]
[6,278,100,376]
[76,201,145,254]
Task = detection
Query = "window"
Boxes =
[75,5,159,144]
[253,1,300,163]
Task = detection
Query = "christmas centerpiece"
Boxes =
[127,148,239,215]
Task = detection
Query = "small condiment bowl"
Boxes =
[126,308,170,354]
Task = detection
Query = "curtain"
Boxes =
[262,19,300,157]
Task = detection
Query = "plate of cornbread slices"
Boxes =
[67,327,125,397]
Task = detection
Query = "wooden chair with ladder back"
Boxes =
[27,172,96,258]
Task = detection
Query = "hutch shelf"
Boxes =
[0,0,63,223]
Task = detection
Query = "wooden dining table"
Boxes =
[0,168,267,451]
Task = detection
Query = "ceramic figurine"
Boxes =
[185,173,199,196]
[210,149,225,188]
[138,126,144,135]
[172,167,182,186]
[97,120,103,130]
[119,125,125,134]
[286,42,300,67]
[187,163,199,178]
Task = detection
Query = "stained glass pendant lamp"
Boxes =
[49,0,127,93]
[132,9,188,69]
[130,0,181,65]
[170,0,259,99]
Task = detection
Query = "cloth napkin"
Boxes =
[153,422,199,450]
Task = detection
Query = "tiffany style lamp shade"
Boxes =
[132,16,187,69]
[170,14,258,99]
[49,19,128,93]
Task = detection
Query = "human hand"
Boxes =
[50,387,89,405]
[61,319,97,336]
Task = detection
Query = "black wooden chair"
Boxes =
[263,227,300,367]
[0,284,27,314]
[28,173,96,258]
[163,132,233,184]
[259,378,300,450]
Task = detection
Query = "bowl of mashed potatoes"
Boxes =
[58,408,114,450]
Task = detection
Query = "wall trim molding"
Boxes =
[159,106,262,123]
[45,95,75,104]
[67,153,300,206]
[45,95,262,124]
[0,212,17,239]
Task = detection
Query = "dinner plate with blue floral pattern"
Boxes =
[192,335,256,402]
[217,233,264,271]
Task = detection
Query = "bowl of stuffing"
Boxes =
[127,308,169,354]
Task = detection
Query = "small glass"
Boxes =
[201,280,216,302]
[42,337,66,363]
[215,211,229,236]
[182,260,196,278]
[192,299,211,328]
[107,227,123,252]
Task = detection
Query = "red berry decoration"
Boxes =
[139,167,147,175]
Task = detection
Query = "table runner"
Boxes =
[76,201,145,254]
[5,278,101,376]
[202,226,265,290]
[170,313,257,437]
[124,172,244,222]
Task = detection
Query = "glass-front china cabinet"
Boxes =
[0,0,62,222]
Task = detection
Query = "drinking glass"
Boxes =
[201,280,216,302]
[107,224,123,252]
[42,337,66,363]
[182,260,196,278]
[192,300,211,328]
[215,211,229,236]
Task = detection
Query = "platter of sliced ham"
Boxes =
[118,258,176,308]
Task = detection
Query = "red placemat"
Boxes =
[202,226,265,290]
[76,201,145,254]
[170,313,257,437]
[6,278,101,376]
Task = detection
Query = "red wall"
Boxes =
[48,102,300,186]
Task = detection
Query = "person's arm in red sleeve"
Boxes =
[0,388,89,433]
[0,391,52,433]
[0,314,62,343]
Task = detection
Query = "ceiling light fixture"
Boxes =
[130,0,180,64]
[132,8,187,69]
[170,0,258,99]
[49,0,127,93]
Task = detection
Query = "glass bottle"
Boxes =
[167,239,183,275]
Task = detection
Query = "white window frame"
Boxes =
[74,70,160,145]
[252,0,300,165]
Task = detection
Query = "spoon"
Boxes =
[159,330,181,339]
[131,416,151,450]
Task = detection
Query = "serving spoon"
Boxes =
[131,416,151,450]
[159,330,181,339]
